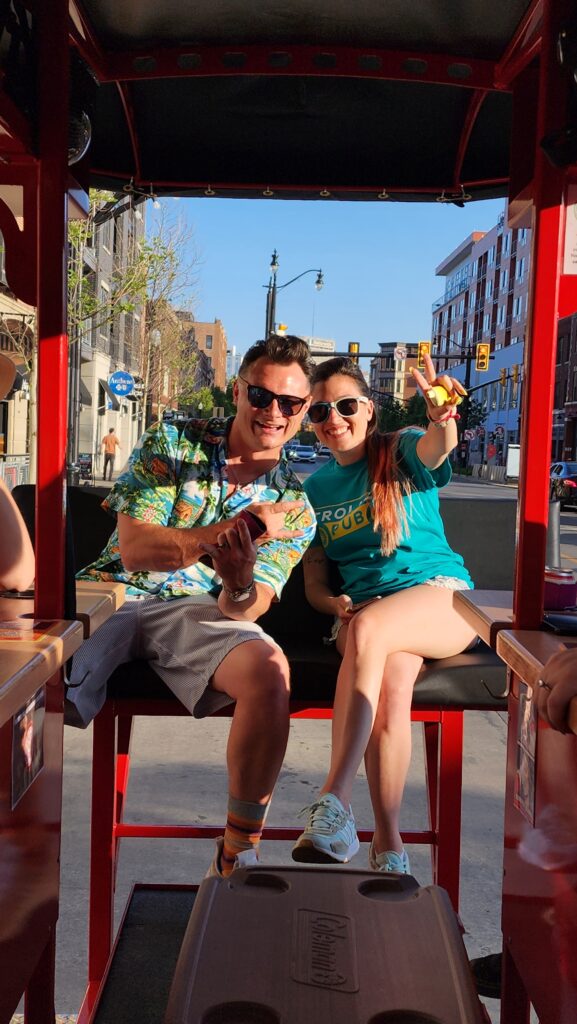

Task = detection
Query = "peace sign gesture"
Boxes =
[410,353,467,426]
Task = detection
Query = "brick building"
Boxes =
[177,317,228,389]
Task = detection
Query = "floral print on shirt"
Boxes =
[77,416,316,600]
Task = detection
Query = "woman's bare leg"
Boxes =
[321,585,476,807]
[364,652,423,854]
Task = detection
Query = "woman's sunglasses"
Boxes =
[239,375,308,417]
[308,395,370,425]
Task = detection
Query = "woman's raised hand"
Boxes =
[410,353,467,424]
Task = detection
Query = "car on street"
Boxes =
[315,444,332,457]
[287,444,317,463]
[550,462,577,508]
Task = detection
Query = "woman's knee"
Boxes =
[347,607,388,653]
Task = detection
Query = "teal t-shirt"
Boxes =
[303,429,472,603]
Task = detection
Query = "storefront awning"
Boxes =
[99,378,120,411]
[80,379,92,407]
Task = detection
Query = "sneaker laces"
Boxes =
[298,796,349,835]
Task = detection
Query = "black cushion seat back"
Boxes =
[17,486,514,712]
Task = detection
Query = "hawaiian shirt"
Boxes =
[77,417,317,600]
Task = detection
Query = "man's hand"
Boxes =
[246,500,307,540]
[199,518,257,591]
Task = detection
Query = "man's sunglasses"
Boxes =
[239,375,308,417]
[308,395,370,425]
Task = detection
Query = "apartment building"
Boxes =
[431,209,531,465]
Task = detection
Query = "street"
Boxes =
[37,475,577,1022]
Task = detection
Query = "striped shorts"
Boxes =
[65,594,280,727]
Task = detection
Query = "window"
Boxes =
[519,228,528,244]
[471,259,478,277]
[486,279,493,299]
[513,296,522,320]
[206,334,213,349]
[497,305,505,328]
[488,246,496,266]
[503,233,511,256]
[467,322,474,340]
[458,298,465,316]
[483,313,490,333]
[516,257,525,281]
[469,290,476,309]
[500,268,508,290]
[457,328,462,346]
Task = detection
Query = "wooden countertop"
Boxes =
[0,618,84,723]
[0,580,126,639]
[75,580,126,636]
[497,628,577,735]
[454,589,514,648]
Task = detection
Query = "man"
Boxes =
[101,427,121,480]
[68,335,316,876]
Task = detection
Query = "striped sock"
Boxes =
[221,796,270,877]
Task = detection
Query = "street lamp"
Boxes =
[264,249,324,338]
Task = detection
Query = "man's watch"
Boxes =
[222,581,255,603]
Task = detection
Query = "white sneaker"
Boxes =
[369,838,410,874]
[206,836,259,878]
[292,793,360,864]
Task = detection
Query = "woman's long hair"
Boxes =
[311,357,411,555]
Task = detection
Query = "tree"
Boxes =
[136,207,200,424]
[464,396,486,431]
[377,398,408,433]
[212,385,235,416]
[402,393,429,428]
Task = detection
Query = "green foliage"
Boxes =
[464,396,486,431]
[212,385,235,415]
[187,386,215,415]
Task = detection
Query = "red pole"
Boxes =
[35,0,69,620]
[513,0,570,629]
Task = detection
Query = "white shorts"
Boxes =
[66,594,280,726]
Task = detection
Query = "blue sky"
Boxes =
[158,195,505,366]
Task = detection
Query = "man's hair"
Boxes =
[239,334,315,382]
[109,427,114,432]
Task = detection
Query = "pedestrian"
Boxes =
[67,334,317,877]
[101,427,121,480]
[0,353,34,592]
[291,353,476,873]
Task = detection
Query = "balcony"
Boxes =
[431,273,471,312]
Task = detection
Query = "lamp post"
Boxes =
[264,249,323,338]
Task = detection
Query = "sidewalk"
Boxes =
[52,709,507,1023]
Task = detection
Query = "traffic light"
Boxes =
[512,365,519,384]
[499,367,507,389]
[348,341,360,363]
[475,342,490,371]
[417,341,431,368]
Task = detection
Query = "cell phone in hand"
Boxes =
[237,507,267,540]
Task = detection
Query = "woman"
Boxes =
[292,353,477,873]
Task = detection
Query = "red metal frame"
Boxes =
[76,692,474,1022]
[2,0,577,1020]
[494,0,544,89]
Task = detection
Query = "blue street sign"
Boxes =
[108,370,135,396]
